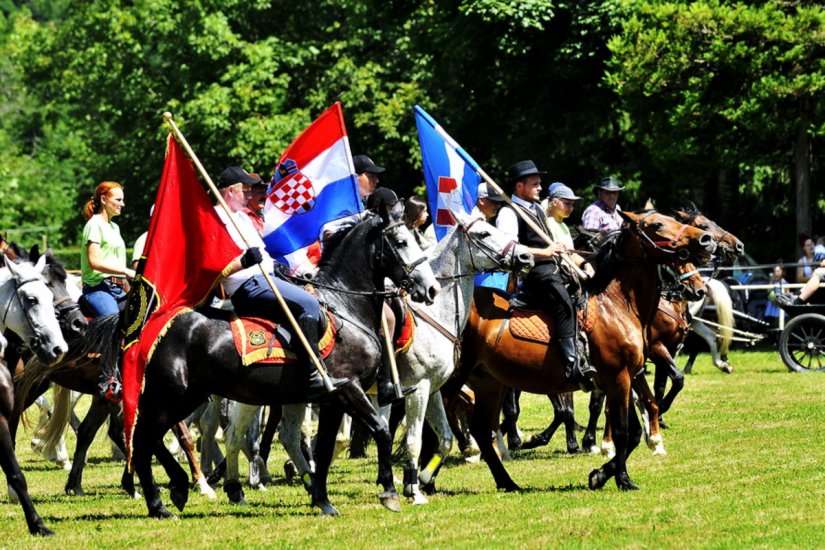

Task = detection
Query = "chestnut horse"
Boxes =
[445,210,716,491]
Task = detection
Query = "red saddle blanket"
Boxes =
[395,307,415,354]
[230,310,337,366]
[508,296,597,344]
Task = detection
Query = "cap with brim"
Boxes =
[508,160,546,183]
[218,166,263,189]
[549,183,581,201]
[353,154,385,174]
[595,176,625,192]
[477,182,504,202]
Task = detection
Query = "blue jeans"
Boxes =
[81,280,127,318]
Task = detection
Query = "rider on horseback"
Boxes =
[215,166,349,400]
[496,161,596,390]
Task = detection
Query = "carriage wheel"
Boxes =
[778,313,825,373]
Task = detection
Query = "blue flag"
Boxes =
[414,106,482,241]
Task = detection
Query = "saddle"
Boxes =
[228,309,337,366]
[507,294,597,345]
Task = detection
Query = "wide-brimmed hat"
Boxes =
[353,154,385,174]
[595,176,624,192]
[218,166,263,189]
[507,160,546,183]
[477,182,504,202]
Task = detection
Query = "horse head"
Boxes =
[450,212,533,275]
[620,210,716,265]
[29,246,87,342]
[1,256,68,365]
[663,261,706,302]
[375,201,440,305]
[673,205,744,262]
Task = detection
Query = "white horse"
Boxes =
[683,277,735,373]
[276,214,533,504]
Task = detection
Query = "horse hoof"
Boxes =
[379,491,402,512]
[31,523,55,537]
[169,485,189,512]
[520,435,548,450]
[589,445,601,455]
[412,493,429,505]
[313,500,340,516]
[197,478,218,500]
[617,478,640,491]
[61,461,73,471]
[421,481,436,495]
[149,506,175,519]
[567,445,583,454]
[652,444,667,456]
[284,460,297,482]
[65,486,84,498]
[589,469,607,490]
[499,483,521,493]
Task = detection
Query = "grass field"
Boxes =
[2,350,824,548]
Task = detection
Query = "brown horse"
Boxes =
[445,210,716,491]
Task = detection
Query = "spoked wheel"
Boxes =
[779,313,825,373]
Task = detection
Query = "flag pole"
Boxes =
[475,167,590,280]
[163,112,335,392]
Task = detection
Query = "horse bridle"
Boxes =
[627,212,694,261]
[375,220,429,293]
[1,274,47,350]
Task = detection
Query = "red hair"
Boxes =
[83,181,123,220]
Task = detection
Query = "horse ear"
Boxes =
[644,198,655,210]
[33,254,47,274]
[5,254,19,274]
[29,244,41,263]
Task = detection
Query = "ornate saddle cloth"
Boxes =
[508,295,598,345]
[230,310,337,366]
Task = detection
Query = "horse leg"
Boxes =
[65,396,111,496]
[468,371,519,492]
[0,369,53,536]
[499,387,522,451]
[133,417,174,519]
[631,374,665,455]
[658,362,685,420]
[400,379,431,504]
[590,372,639,492]
[171,421,216,499]
[581,390,605,454]
[259,404,281,464]
[418,391,455,495]
[223,402,260,504]
[279,403,315,492]
[244,407,270,488]
[153,437,190,512]
[199,399,224,481]
[311,402,346,515]
[102,408,142,499]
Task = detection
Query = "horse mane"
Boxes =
[317,213,380,269]
[44,252,68,282]
[582,233,623,294]
[674,202,700,224]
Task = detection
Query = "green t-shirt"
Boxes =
[547,217,574,249]
[81,214,126,286]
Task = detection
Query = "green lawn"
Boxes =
[2,350,824,548]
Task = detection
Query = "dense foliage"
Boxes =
[0,0,821,264]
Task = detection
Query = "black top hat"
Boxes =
[218,166,263,189]
[595,176,625,192]
[507,160,546,183]
[353,154,385,174]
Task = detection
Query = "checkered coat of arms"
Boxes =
[271,159,316,215]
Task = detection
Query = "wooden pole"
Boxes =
[162,112,334,391]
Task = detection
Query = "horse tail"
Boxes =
[707,278,735,355]
[35,385,73,458]
[13,358,52,424]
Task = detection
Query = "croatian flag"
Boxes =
[262,102,362,267]
[414,105,482,241]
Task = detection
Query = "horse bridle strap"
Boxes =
[407,301,460,346]
[1,275,43,340]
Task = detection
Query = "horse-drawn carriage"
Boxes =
[776,290,825,373]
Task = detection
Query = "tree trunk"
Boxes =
[794,105,812,253]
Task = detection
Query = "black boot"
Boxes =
[377,341,416,406]
[297,315,349,401]
[558,336,594,392]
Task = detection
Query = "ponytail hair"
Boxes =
[83,181,123,220]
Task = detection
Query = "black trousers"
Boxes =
[522,262,575,339]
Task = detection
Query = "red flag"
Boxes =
[121,134,242,467]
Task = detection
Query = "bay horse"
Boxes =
[128,206,437,518]
[272,214,533,505]
[0,256,69,536]
[445,210,716,491]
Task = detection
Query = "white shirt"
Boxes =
[216,207,275,296]
[496,194,542,241]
